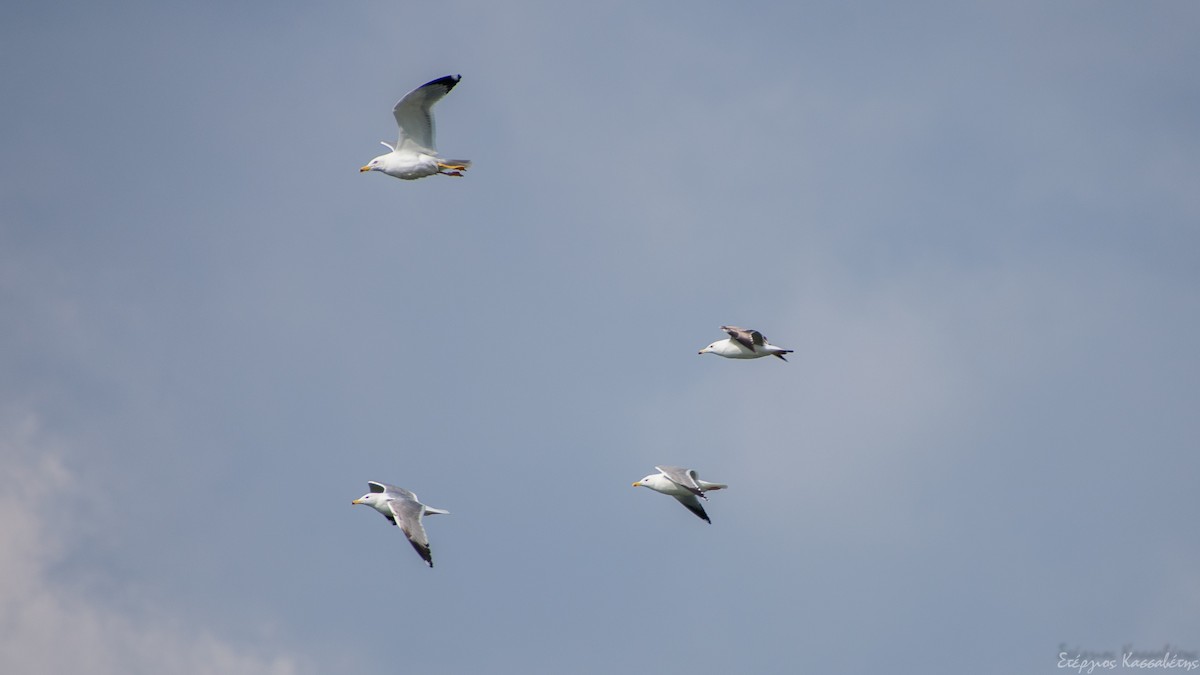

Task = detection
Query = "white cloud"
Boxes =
[0,410,306,675]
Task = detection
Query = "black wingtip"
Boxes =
[409,539,435,567]
[425,74,461,91]
[684,501,712,523]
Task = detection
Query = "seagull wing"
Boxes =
[392,74,460,155]
[721,325,762,351]
[387,498,434,567]
[368,481,417,501]
[673,494,712,523]
[656,465,706,499]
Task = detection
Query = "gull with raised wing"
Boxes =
[633,465,728,524]
[352,481,450,567]
[699,325,793,361]
[360,74,471,180]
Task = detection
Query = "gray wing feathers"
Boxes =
[721,325,765,351]
[387,499,434,567]
[369,481,417,501]
[656,465,706,498]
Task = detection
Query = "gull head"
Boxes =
[361,142,397,172]
[351,492,379,506]
[632,474,661,490]
[698,342,718,355]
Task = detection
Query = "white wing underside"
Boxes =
[393,81,450,155]
[395,112,435,156]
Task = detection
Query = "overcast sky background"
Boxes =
[2,2,1198,674]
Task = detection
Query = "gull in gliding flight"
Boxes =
[633,465,728,524]
[352,481,450,567]
[699,325,794,361]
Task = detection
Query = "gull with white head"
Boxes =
[360,74,471,180]
[699,325,794,361]
[633,465,728,524]
[352,481,450,567]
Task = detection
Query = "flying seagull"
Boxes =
[699,325,793,361]
[633,465,728,524]
[352,481,450,567]
[360,74,471,180]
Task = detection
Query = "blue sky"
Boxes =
[2,2,1198,674]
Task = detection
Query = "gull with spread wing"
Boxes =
[352,481,450,567]
[360,75,471,180]
[633,466,728,524]
[699,325,793,361]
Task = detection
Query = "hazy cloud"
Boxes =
[0,410,306,675]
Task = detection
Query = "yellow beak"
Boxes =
[632,481,641,487]
[351,499,362,504]
[359,165,371,172]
